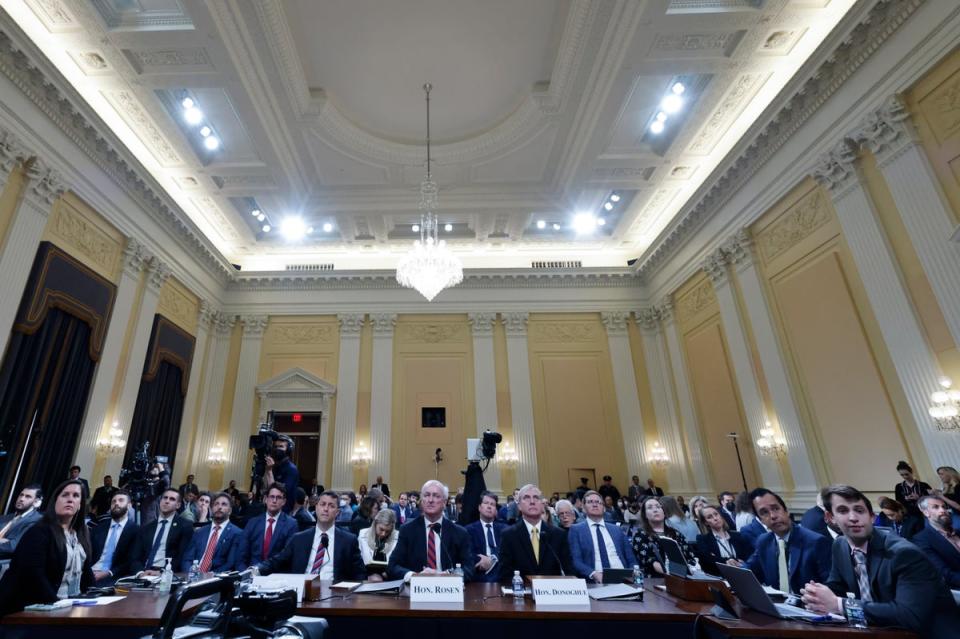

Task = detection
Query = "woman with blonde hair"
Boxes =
[688,495,711,534]
[934,466,960,514]
[358,508,399,582]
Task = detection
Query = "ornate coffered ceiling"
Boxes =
[4,0,858,273]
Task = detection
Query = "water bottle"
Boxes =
[453,563,464,580]
[512,570,525,602]
[843,593,867,628]
[188,560,201,583]
[632,564,644,589]
[158,559,173,595]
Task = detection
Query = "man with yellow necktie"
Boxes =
[497,484,572,580]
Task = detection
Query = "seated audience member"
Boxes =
[336,493,354,523]
[131,488,194,574]
[662,496,699,542]
[569,490,637,582]
[802,485,960,637]
[225,480,241,501]
[359,508,399,580]
[643,478,664,498]
[387,480,475,581]
[391,492,418,526]
[180,488,199,522]
[370,475,390,499]
[695,504,754,575]
[912,494,960,588]
[258,491,365,581]
[88,476,116,518]
[800,491,830,538]
[350,495,380,535]
[631,496,697,577]
[743,488,831,595]
[688,495,710,534]
[554,499,578,530]
[598,475,621,505]
[628,476,643,502]
[933,465,960,514]
[68,465,90,498]
[676,495,689,514]
[178,474,198,499]
[734,491,759,533]
[894,460,931,518]
[622,500,641,529]
[0,484,43,559]
[239,483,297,569]
[497,484,572,580]
[466,491,506,582]
[90,490,140,583]
[873,497,922,539]
[718,492,738,530]
[0,479,93,616]
[291,487,315,532]
[181,493,243,572]
[192,492,212,528]
[603,495,624,524]
[574,477,591,502]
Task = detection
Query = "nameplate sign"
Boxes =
[531,577,590,606]
[409,575,464,603]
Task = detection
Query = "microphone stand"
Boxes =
[727,432,748,493]
[433,449,443,479]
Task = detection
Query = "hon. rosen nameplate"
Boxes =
[409,575,465,603]
[531,578,590,605]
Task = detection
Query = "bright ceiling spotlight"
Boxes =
[262,224,271,232]
[572,212,597,235]
[203,136,220,150]
[536,220,546,229]
[604,202,613,211]
[610,193,620,202]
[412,224,420,232]
[307,227,314,234]
[251,209,261,217]
[598,217,606,226]
[322,222,333,233]
[661,94,683,114]
[200,126,212,137]
[655,111,667,122]
[181,97,194,109]
[184,106,204,125]
[650,120,665,134]
[444,223,453,232]
[672,82,686,95]
[257,213,265,222]
[552,223,561,230]
[280,216,307,241]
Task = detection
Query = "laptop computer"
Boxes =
[657,537,722,581]
[715,563,821,620]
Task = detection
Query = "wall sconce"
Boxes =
[650,441,669,468]
[757,421,787,458]
[97,422,125,456]
[207,442,227,467]
[498,442,519,469]
[351,441,371,467]
[929,377,960,431]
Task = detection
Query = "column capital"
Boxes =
[811,139,859,197]
[635,306,661,333]
[22,158,66,211]
[0,129,30,175]
[370,313,397,336]
[601,311,630,335]
[702,247,729,285]
[656,299,675,324]
[501,312,529,336]
[213,312,236,336]
[723,228,755,269]
[145,258,171,292]
[198,300,219,329]
[122,237,149,278]
[468,312,496,336]
[241,315,269,337]
[854,94,916,166]
[338,313,365,335]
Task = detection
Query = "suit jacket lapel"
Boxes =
[867,534,886,592]
[787,532,801,580]
[519,523,537,567]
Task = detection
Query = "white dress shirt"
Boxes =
[151,514,176,567]
[306,525,336,580]
[588,519,624,571]
[423,517,445,572]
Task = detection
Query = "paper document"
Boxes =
[587,584,643,600]
[73,596,126,606]
[762,585,788,597]
[252,574,306,602]
[354,579,405,594]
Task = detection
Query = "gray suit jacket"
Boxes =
[0,509,41,559]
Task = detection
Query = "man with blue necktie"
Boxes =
[568,490,637,582]
[91,491,140,583]
[131,488,193,574]
[465,491,506,582]
[239,483,298,569]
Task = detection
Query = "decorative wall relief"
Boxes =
[529,321,597,343]
[675,278,717,324]
[757,189,831,262]
[48,201,122,280]
[272,324,335,345]
[157,280,199,335]
[402,323,465,344]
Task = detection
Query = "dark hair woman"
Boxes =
[630,495,697,577]
[894,460,931,518]
[0,479,94,616]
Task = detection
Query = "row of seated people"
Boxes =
[2,477,960,637]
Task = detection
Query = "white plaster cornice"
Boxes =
[468,312,497,336]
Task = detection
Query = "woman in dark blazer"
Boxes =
[0,479,94,616]
[695,504,754,576]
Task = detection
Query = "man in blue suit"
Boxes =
[239,483,298,569]
[912,495,960,588]
[257,491,365,581]
[465,491,506,582]
[739,517,767,545]
[390,492,419,527]
[568,490,637,582]
[181,492,243,572]
[743,488,831,595]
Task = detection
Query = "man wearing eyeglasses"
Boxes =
[569,490,637,583]
[239,483,298,569]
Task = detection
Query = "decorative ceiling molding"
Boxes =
[0,17,235,283]
[635,0,924,279]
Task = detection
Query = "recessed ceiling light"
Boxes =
[200,126,212,137]
[536,220,546,229]
[257,213,265,222]
[661,94,683,114]
[322,222,333,233]
[655,111,667,122]
[307,227,314,234]
[672,82,686,95]
[604,202,613,211]
[203,136,220,150]
[181,97,194,109]
[280,216,307,241]
[184,106,204,125]
[251,209,261,217]
[262,224,271,232]
[610,193,620,202]
[598,217,606,226]
[572,212,597,235]
[412,224,420,232]
[444,223,453,232]
[650,120,665,134]
[552,223,561,230]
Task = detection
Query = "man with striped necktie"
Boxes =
[180,492,242,572]
[257,491,365,581]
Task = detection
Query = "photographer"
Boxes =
[261,436,298,514]
[119,442,171,526]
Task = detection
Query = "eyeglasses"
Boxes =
[266,494,285,501]
[584,499,603,505]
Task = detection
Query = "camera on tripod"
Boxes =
[119,441,168,506]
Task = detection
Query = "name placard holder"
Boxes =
[409,574,465,603]
[530,577,590,606]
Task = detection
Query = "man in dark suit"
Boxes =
[240,483,298,569]
[68,465,90,499]
[568,490,636,582]
[643,478,664,498]
[90,490,140,582]
[88,476,117,518]
[181,492,243,572]
[370,475,390,499]
[799,488,833,538]
[802,485,960,637]
[498,484,572,580]
[387,480,475,581]
[0,484,43,559]
[912,494,960,588]
[627,476,643,502]
[390,492,418,526]
[258,491,365,581]
[131,488,194,573]
[465,491,507,582]
[178,474,198,500]
[743,488,831,594]
[738,517,767,545]
[717,492,737,530]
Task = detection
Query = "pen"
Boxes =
[72,600,97,606]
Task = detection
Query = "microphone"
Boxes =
[539,532,566,577]
[430,522,455,572]
[321,533,330,549]
[434,448,443,463]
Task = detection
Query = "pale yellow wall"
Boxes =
[527,313,628,496]
[157,277,199,336]
[390,314,475,494]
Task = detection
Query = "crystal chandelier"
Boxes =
[929,377,960,431]
[396,83,463,301]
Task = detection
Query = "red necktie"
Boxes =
[200,525,221,572]
[262,517,275,560]
[311,533,328,574]
[426,524,439,570]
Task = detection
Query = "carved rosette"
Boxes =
[241,315,269,338]
[468,312,496,337]
[369,313,397,336]
[723,228,754,269]
[600,311,630,336]
[501,312,529,336]
[701,248,729,285]
[337,313,365,336]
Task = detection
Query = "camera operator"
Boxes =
[261,436,298,514]
[135,462,171,527]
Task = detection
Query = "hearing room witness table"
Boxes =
[0,579,917,639]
